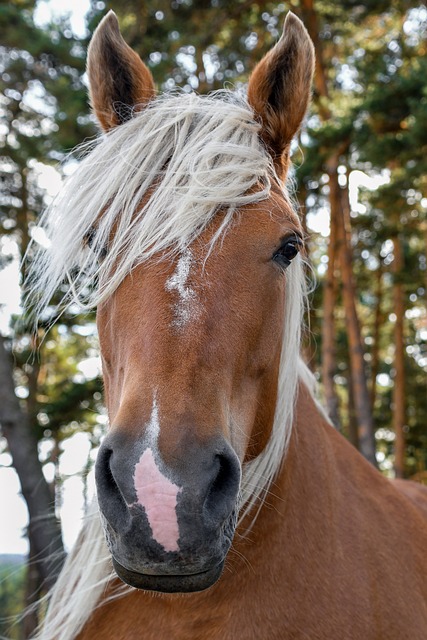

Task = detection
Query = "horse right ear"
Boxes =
[247,12,315,177]
[87,11,155,131]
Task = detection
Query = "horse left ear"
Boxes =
[87,11,156,131]
[247,12,315,175]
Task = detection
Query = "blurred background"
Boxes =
[0,0,426,636]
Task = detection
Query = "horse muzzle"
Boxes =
[95,431,241,592]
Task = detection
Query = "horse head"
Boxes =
[35,11,314,594]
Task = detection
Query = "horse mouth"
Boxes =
[112,557,225,593]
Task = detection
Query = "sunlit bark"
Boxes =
[346,365,360,450]
[321,208,341,429]
[333,168,377,466]
[392,235,406,478]
[370,261,384,412]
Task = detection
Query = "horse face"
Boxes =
[87,11,313,592]
[95,194,302,592]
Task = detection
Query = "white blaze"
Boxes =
[165,249,200,328]
[132,393,182,552]
[146,394,160,442]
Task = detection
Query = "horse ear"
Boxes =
[247,12,315,175]
[87,11,155,131]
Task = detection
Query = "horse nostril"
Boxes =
[95,443,131,530]
[203,447,241,527]
[96,446,116,496]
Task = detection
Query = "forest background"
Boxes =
[0,0,426,637]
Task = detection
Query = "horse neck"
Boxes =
[284,379,348,503]
[240,378,380,556]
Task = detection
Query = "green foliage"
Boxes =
[0,1,95,260]
[0,7,104,623]
[0,0,104,480]
[88,0,290,91]
[298,1,427,475]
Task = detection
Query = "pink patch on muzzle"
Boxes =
[133,448,181,553]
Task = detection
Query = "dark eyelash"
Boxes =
[272,236,303,269]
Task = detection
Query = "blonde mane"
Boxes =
[29,90,311,640]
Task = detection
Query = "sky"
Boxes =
[34,0,91,37]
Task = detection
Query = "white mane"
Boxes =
[30,90,310,640]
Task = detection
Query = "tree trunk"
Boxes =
[331,165,377,466]
[299,0,330,112]
[321,206,341,429]
[346,363,360,450]
[22,532,43,639]
[370,261,384,412]
[424,223,427,313]
[298,181,318,370]
[0,336,65,589]
[392,235,406,478]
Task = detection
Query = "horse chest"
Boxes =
[77,549,427,640]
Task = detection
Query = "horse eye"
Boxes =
[83,226,108,259]
[273,237,302,269]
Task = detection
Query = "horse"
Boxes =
[29,10,427,640]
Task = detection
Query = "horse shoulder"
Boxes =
[282,383,427,637]
[392,478,427,518]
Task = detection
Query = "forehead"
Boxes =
[153,181,301,261]
[263,182,301,230]
[221,183,302,246]
[146,188,301,280]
